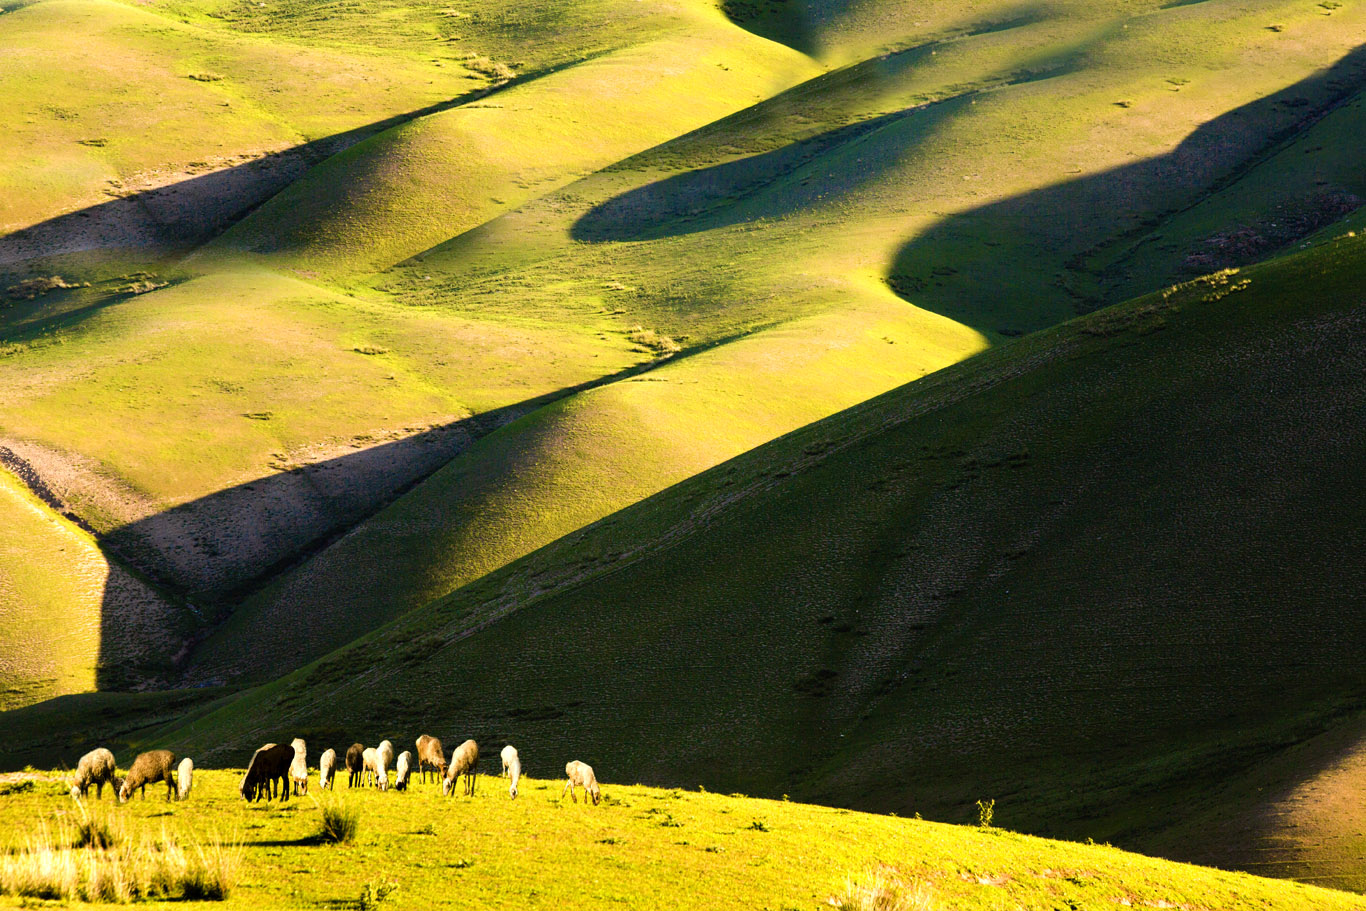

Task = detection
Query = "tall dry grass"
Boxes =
[830,864,936,911]
[0,803,241,902]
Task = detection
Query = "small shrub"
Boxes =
[461,54,515,82]
[70,801,120,849]
[317,797,360,844]
[0,780,35,797]
[747,820,769,832]
[353,345,389,355]
[358,878,399,909]
[5,276,82,300]
[625,325,682,356]
[121,280,167,295]
[187,72,225,81]
[976,798,995,829]
[831,865,935,911]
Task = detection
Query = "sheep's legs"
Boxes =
[564,780,577,803]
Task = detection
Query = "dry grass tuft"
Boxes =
[626,325,682,356]
[830,865,936,911]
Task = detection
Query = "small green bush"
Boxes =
[317,798,360,844]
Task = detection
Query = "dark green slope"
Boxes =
[19,229,1366,869]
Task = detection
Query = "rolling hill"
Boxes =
[26,218,1351,883]
[2,0,1365,896]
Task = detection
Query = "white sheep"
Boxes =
[501,745,521,799]
[177,757,194,801]
[376,739,394,791]
[69,747,118,800]
[319,748,337,791]
[290,738,309,796]
[563,760,601,805]
[362,747,379,788]
[394,751,412,792]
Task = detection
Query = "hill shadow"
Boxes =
[573,43,1366,337]
[884,43,1366,336]
[0,357,656,691]
[0,92,490,279]
[0,55,595,284]
[570,31,1077,245]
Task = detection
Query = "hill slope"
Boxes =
[128,227,1366,879]
[2,0,1363,708]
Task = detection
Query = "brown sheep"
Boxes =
[416,735,446,784]
[345,743,365,788]
[442,740,479,797]
[119,750,176,803]
[240,743,293,802]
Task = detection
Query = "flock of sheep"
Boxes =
[67,738,603,806]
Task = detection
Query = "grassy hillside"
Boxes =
[2,0,1365,895]
[1,0,1361,695]
[168,2,1366,685]
[122,226,1366,881]
[2,769,1364,910]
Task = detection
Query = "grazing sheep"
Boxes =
[502,745,521,799]
[290,738,309,796]
[346,743,365,788]
[177,758,194,801]
[119,750,177,803]
[376,739,394,791]
[363,747,379,788]
[394,751,412,792]
[563,760,601,806]
[416,735,446,784]
[240,743,293,802]
[319,748,337,791]
[442,740,479,797]
[69,747,117,800]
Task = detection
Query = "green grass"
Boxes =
[0,770,1362,909]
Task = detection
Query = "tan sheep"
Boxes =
[442,740,479,797]
[563,760,601,806]
[290,738,309,796]
[416,735,446,784]
[177,758,194,801]
[119,750,176,803]
[319,748,337,791]
[69,747,118,800]
[501,745,521,799]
